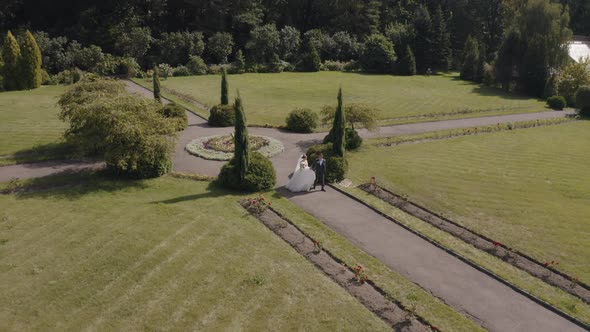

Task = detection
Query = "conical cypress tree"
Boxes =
[460,36,479,81]
[332,88,346,157]
[233,93,250,181]
[475,42,487,83]
[235,49,245,73]
[20,30,42,89]
[221,68,229,105]
[431,6,452,71]
[153,66,161,103]
[1,31,22,91]
[401,45,417,76]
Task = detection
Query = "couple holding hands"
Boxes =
[286,153,327,193]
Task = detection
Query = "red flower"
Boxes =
[268,202,272,206]
[544,262,549,266]
[556,261,559,265]
[493,241,500,246]
[432,326,439,331]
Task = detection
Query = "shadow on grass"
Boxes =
[471,85,545,102]
[7,170,149,201]
[2,141,74,165]
[154,181,232,204]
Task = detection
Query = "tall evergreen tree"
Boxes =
[460,36,479,81]
[20,30,42,89]
[331,88,346,157]
[233,94,250,181]
[1,31,22,91]
[300,39,321,72]
[153,66,161,103]
[400,45,417,76]
[431,6,452,71]
[221,68,229,105]
[475,42,487,83]
[413,5,433,73]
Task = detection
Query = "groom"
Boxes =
[311,153,327,192]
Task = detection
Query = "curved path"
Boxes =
[0,81,584,331]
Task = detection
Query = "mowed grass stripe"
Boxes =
[139,72,546,126]
[349,121,590,283]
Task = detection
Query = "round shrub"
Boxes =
[286,108,319,133]
[173,65,191,77]
[576,85,590,116]
[186,55,209,75]
[158,102,188,131]
[307,143,348,183]
[217,152,276,192]
[40,69,52,85]
[546,96,566,110]
[106,141,172,179]
[208,104,235,127]
[323,128,363,150]
[345,128,363,150]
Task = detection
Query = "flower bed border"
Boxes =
[185,135,285,161]
[241,201,431,331]
[358,183,590,304]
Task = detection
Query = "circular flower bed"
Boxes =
[186,134,285,161]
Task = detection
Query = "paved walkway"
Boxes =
[0,80,584,331]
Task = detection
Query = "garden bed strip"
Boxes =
[359,183,590,303]
[242,202,431,331]
[330,184,590,331]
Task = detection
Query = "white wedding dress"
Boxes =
[286,156,316,192]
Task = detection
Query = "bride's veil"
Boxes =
[293,155,305,174]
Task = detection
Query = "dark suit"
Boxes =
[312,158,327,190]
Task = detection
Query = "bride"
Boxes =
[286,155,316,192]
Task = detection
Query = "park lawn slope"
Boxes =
[348,121,590,284]
[137,72,547,127]
[0,175,390,331]
[0,86,68,165]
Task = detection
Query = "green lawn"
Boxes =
[0,175,392,331]
[0,86,68,165]
[348,121,590,284]
[141,72,547,126]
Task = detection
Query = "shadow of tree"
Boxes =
[3,141,75,164]
[11,170,148,201]
[470,85,545,102]
[153,181,236,204]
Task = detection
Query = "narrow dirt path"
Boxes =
[0,80,585,331]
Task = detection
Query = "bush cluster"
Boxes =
[217,152,276,191]
[58,78,175,178]
[306,143,348,183]
[208,104,235,127]
[158,102,188,131]
[285,108,319,133]
[546,96,566,110]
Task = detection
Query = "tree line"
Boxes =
[0,0,584,99]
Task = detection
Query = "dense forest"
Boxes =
[0,0,588,97]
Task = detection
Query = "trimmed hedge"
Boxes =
[217,152,276,192]
[576,85,590,116]
[286,108,319,133]
[307,143,348,183]
[546,96,566,110]
[208,104,235,127]
[158,102,188,131]
[324,127,363,150]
